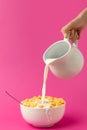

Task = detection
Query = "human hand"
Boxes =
[61,8,87,43]
[61,18,84,43]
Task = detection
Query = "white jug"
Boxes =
[43,38,84,78]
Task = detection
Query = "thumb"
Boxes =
[61,22,73,38]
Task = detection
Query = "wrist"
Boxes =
[78,8,87,27]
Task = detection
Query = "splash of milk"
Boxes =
[41,58,56,104]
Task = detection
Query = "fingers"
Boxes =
[77,29,81,39]
[61,27,80,43]
[61,20,81,42]
[68,30,79,43]
[71,30,78,43]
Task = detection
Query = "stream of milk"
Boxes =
[41,59,56,104]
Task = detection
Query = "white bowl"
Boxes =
[20,103,65,127]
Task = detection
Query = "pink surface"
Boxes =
[0,0,87,129]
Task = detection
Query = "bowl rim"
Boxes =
[20,102,66,110]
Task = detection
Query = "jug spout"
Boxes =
[45,58,57,65]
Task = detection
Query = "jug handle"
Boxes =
[64,37,78,47]
[72,40,78,47]
[64,30,78,47]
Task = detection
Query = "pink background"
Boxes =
[0,0,87,130]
